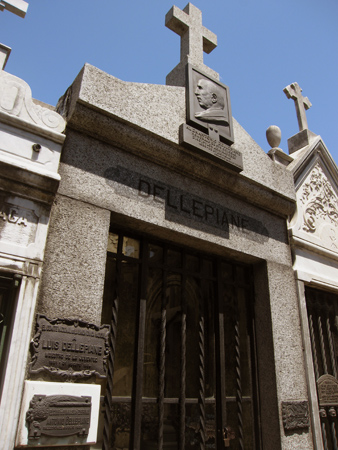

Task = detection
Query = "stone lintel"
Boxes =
[288,129,318,154]
[0,159,60,204]
[268,148,293,167]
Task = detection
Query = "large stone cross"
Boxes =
[166,3,217,68]
[165,3,218,86]
[283,82,312,131]
[0,0,28,18]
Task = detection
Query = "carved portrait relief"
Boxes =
[186,65,234,145]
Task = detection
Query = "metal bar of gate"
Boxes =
[318,315,328,374]
[130,241,149,450]
[326,315,337,378]
[216,261,227,448]
[102,235,123,450]
[234,295,244,450]
[158,248,167,450]
[179,253,187,450]
[197,269,206,450]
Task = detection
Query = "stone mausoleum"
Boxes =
[1,3,338,450]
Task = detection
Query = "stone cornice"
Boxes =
[57,64,296,218]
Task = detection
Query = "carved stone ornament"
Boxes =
[29,314,110,380]
[0,71,65,133]
[180,65,242,172]
[317,374,338,406]
[26,394,91,439]
[282,401,310,431]
[186,65,234,146]
[299,163,338,251]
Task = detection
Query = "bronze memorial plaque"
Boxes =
[30,315,110,379]
[180,124,243,172]
[282,401,310,431]
[317,374,338,406]
[26,394,91,439]
[179,65,243,172]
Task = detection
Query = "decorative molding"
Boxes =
[0,71,65,134]
[299,163,338,252]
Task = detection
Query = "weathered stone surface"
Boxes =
[37,195,110,324]
[265,261,313,449]
[165,3,218,86]
[56,131,292,267]
[284,82,312,132]
[288,129,317,154]
[57,64,296,218]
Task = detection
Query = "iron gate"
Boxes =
[101,231,260,449]
[306,287,338,450]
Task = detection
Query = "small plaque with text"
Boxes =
[29,315,110,380]
[180,124,243,172]
[26,394,91,439]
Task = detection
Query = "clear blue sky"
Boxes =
[1,0,337,161]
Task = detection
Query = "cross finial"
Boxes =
[0,0,28,18]
[166,3,219,86]
[283,82,312,131]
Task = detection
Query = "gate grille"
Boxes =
[102,231,260,450]
[306,287,338,450]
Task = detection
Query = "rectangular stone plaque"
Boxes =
[29,315,110,379]
[26,394,91,439]
[180,124,243,172]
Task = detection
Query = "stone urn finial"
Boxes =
[266,125,282,149]
[266,125,293,167]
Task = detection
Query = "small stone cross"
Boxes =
[165,3,217,69]
[0,0,28,18]
[284,82,312,131]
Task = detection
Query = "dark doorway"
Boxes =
[101,231,260,450]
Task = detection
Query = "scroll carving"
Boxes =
[299,163,338,250]
[0,71,65,133]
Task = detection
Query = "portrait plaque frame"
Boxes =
[186,64,234,146]
[29,314,110,380]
